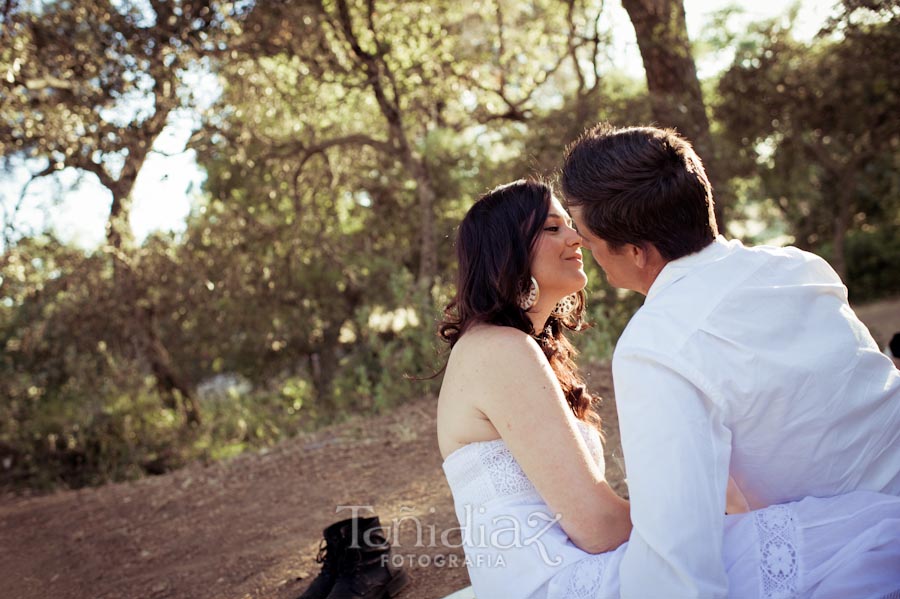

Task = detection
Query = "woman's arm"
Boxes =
[726,476,750,514]
[453,327,631,553]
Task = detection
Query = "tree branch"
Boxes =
[802,135,846,176]
[566,0,587,94]
[331,0,407,154]
[276,133,393,159]
[494,0,507,92]
[2,162,56,248]
[69,155,116,192]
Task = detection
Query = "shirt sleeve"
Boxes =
[614,350,732,598]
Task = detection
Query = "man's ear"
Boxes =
[631,243,665,270]
[630,243,648,268]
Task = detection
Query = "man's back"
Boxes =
[616,237,900,508]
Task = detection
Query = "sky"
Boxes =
[0,0,837,251]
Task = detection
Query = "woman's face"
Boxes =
[529,196,587,303]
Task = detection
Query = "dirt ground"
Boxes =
[0,367,621,599]
[853,296,900,350]
[0,297,896,599]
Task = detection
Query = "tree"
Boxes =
[716,6,900,282]
[1,0,240,424]
[232,0,613,278]
[192,0,618,401]
[3,0,706,489]
[621,0,724,226]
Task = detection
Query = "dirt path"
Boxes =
[853,296,900,349]
[0,363,621,599]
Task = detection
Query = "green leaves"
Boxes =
[8,0,895,492]
[715,5,900,287]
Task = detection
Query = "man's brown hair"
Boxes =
[561,123,718,260]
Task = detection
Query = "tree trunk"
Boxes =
[310,323,341,407]
[331,0,438,305]
[142,305,202,425]
[410,158,437,319]
[106,191,133,251]
[831,180,852,282]
[621,0,725,228]
[104,83,174,250]
[102,100,201,426]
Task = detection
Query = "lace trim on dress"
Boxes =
[564,553,606,598]
[754,504,799,599]
[478,442,535,496]
[442,420,604,503]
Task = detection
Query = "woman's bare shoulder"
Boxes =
[438,324,554,454]
[444,324,554,406]
[450,323,541,364]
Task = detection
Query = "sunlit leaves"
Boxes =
[716,8,900,282]
[0,0,241,248]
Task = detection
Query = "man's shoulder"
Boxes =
[612,241,845,350]
[612,242,841,359]
[725,242,847,299]
[738,241,838,276]
[650,241,842,314]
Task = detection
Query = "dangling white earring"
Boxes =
[551,294,578,318]
[518,276,539,311]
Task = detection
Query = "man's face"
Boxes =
[569,205,641,292]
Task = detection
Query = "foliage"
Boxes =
[2,0,898,492]
[823,227,900,303]
[716,6,900,282]
[2,0,647,491]
[573,270,644,364]
[0,0,237,246]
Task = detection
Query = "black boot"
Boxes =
[298,518,354,599]
[325,516,409,599]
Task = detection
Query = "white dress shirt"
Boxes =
[614,236,900,598]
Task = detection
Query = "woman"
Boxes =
[437,179,900,598]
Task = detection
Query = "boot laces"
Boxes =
[315,538,329,565]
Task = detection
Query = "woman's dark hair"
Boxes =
[561,123,718,261]
[438,179,597,423]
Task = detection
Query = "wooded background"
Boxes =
[1,0,898,491]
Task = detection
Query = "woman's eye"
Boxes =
[544,226,559,232]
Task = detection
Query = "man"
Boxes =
[560,123,900,597]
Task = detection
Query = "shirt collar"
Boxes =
[645,236,737,302]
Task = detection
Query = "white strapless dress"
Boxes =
[442,421,900,599]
